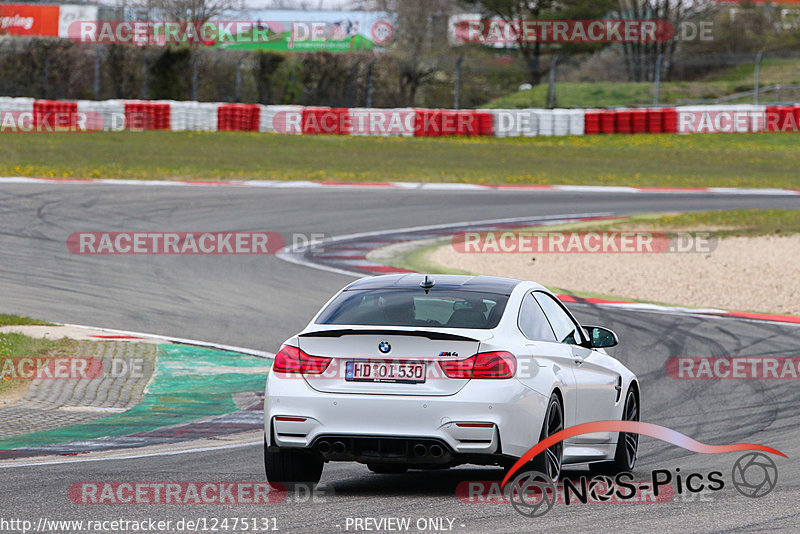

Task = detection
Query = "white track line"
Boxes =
[0,440,261,469]
[58,323,273,359]
[1,176,799,195]
[276,212,614,278]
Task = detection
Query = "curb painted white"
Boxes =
[276,212,615,278]
[1,176,799,196]
[0,440,261,469]
[58,323,274,359]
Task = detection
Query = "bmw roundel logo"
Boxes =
[378,341,391,354]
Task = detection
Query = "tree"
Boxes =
[148,46,191,98]
[129,0,236,47]
[460,0,616,86]
[146,0,234,27]
[608,0,719,82]
[372,0,457,106]
[253,51,285,105]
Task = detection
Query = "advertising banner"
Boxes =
[59,4,98,39]
[0,4,60,37]
[215,10,394,52]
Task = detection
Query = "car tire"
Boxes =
[590,387,639,476]
[367,463,408,474]
[530,393,564,483]
[264,438,324,490]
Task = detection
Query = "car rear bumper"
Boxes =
[265,373,548,459]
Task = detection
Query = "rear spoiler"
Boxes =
[299,329,480,342]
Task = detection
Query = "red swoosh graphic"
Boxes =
[501,420,786,489]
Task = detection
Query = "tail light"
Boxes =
[472,351,517,378]
[273,345,331,375]
[439,351,516,379]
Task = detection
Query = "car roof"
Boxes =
[344,274,525,295]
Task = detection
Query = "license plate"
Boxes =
[345,361,426,383]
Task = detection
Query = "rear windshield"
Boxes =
[315,289,509,329]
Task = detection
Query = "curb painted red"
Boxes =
[556,294,800,325]
[712,311,800,324]
[2,176,800,196]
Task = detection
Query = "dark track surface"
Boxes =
[1,184,799,533]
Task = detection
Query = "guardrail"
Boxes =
[1,97,799,136]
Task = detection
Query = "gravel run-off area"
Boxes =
[428,234,800,316]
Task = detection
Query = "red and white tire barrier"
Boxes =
[1,96,800,137]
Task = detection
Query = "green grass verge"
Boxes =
[0,334,77,396]
[484,58,800,108]
[0,314,52,326]
[483,80,787,109]
[624,209,800,236]
[492,209,800,237]
[2,131,800,189]
[374,240,473,276]
[705,57,800,85]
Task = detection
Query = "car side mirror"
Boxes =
[584,326,619,348]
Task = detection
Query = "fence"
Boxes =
[0,39,529,109]
[3,37,800,109]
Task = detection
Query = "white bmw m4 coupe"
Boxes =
[264,274,639,487]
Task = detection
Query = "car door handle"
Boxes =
[574,359,584,366]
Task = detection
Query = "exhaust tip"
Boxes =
[429,444,444,458]
[333,441,346,454]
[317,440,331,454]
[413,443,428,457]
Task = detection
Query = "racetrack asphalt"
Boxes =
[1,184,799,533]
